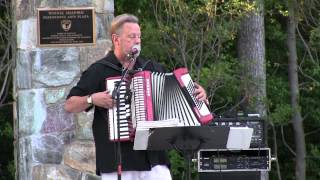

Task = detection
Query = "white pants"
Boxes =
[101,165,172,180]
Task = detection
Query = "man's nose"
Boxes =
[135,37,141,44]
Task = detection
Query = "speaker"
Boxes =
[199,172,261,180]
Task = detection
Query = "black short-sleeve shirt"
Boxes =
[67,51,170,175]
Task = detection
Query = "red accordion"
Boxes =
[106,68,213,142]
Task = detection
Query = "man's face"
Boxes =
[113,22,141,59]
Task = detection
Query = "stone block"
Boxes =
[16,0,33,20]
[18,89,75,136]
[18,136,32,180]
[87,40,112,65]
[79,39,112,71]
[104,0,114,14]
[18,89,46,136]
[92,0,104,13]
[32,164,82,180]
[96,14,108,40]
[37,0,61,8]
[60,0,92,7]
[81,172,101,180]
[16,0,63,20]
[44,88,66,104]
[31,48,80,87]
[18,131,76,179]
[75,110,94,140]
[17,18,37,50]
[63,140,96,173]
[16,50,32,89]
[41,103,75,134]
[31,134,64,164]
[103,13,114,36]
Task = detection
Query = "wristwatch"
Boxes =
[87,95,93,106]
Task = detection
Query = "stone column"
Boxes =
[14,1,113,179]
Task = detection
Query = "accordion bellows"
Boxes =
[106,68,213,142]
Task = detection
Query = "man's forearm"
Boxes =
[64,96,90,113]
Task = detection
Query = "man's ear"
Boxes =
[111,34,118,45]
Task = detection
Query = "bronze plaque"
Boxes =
[37,7,96,46]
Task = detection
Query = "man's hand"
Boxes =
[64,90,115,113]
[91,90,115,109]
[193,82,209,105]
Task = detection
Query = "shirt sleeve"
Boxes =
[67,64,104,99]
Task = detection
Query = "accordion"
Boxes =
[106,68,213,141]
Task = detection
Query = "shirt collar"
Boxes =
[106,50,143,70]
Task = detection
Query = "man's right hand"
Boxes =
[91,90,115,109]
[64,90,115,113]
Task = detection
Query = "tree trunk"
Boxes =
[287,0,306,180]
[237,0,266,117]
[237,1,267,178]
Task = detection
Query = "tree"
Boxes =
[286,0,306,179]
[236,2,267,180]
[151,0,257,116]
[0,0,13,107]
[0,0,15,179]
[237,0,267,117]
[265,0,320,179]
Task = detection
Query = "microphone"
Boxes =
[127,44,141,59]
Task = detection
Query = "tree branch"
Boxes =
[305,128,320,137]
[281,125,296,156]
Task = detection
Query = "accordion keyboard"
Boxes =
[176,70,211,122]
[106,78,131,141]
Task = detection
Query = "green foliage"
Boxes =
[6,160,15,180]
[116,1,248,116]
[300,67,320,128]
[198,59,241,115]
[149,0,254,118]
[0,121,13,138]
[268,103,292,124]
[0,1,14,179]
[168,150,185,179]
[152,0,245,70]
[269,123,297,180]
[168,150,198,180]
[140,21,172,66]
[309,27,320,51]
[0,106,14,180]
[307,144,320,180]
[267,76,290,109]
[265,0,320,179]
[115,0,152,18]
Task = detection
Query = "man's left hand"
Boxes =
[194,82,209,105]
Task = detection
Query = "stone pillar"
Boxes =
[14,1,113,179]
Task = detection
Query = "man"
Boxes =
[64,14,208,180]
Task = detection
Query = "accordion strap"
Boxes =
[97,61,122,72]
[97,59,152,72]
[136,60,151,71]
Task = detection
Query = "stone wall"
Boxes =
[14,0,114,179]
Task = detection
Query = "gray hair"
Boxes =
[110,14,139,37]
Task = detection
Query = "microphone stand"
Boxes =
[112,55,136,180]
